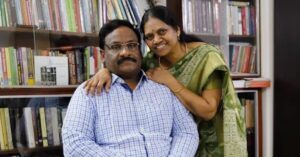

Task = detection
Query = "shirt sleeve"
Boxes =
[168,93,199,157]
[62,85,124,157]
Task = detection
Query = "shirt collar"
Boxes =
[111,70,149,85]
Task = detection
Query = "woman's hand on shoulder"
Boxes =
[84,68,112,95]
[146,67,176,85]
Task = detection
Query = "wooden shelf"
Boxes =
[0,86,77,96]
[231,72,260,79]
[186,33,222,44]
[0,27,99,48]
[229,35,256,43]
[0,146,63,156]
[0,27,98,37]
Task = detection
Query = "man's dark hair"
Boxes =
[99,19,141,50]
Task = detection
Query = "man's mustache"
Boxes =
[117,57,137,65]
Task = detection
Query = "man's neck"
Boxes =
[124,79,139,90]
[120,72,142,90]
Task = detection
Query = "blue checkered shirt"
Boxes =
[62,72,199,157]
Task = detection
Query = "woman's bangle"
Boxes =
[172,86,184,93]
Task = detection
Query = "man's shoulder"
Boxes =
[73,82,94,98]
[76,83,86,92]
[145,79,171,92]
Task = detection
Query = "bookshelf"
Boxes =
[0,0,150,156]
[0,27,98,50]
[171,0,260,77]
[237,90,261,157]
[166,0,270,156]
[0,95,70,156]
[0,0,271,156]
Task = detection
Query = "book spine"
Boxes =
[35,107,43,146]
[45,107,53,146]
[78,0,85,32]
[66,51,77,85]
[16,48,23,85]
[4,108,14,149]
[9,48,19,85]
[23,107,36,148]
[0,108,9,150]
[128,0,140,23]
[4,0,12,27]
[51,107,60,145]
[30,107,39,147]
[4,48,12,86]
[21,48,29,85]
[39,107,48,147]
[27,49,35,85]
[73,0,82,32]
[8,108,16,148]
[0,50,3,85]
[34,0,46,28]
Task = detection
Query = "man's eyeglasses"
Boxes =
[105,42,139,53]
[144,28,168,41]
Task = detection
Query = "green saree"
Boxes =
[143,44,247,157]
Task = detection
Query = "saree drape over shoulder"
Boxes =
[143,44,247,157]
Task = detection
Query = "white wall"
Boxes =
[260,0,274,157]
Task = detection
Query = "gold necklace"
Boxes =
[158,43,188,69]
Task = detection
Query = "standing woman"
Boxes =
[85,5,247,157]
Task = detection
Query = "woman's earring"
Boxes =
[177,35,180,41]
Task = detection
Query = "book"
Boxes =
[66,51,77,85]
[14,107,27,148]
[75,49,84,83]
[34,56,69,85]
[30,107,39,146]
[0,51,4,86]
[51,107,60,146]
[4,108,13,149]
[39,107,48,147]
[106,0,117,20]
[245,99,255,128]
[34,107,43,146]
[27,49,35,85]
[0,108,8,150]
[45,107,54,146]
[233,79,246,88]
[23,107,36,148]
[245,78,271,88]
[8,108,17,148]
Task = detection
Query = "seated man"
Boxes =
[62,19,199,157]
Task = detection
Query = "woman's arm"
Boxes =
[84,68,112,95]
[147,67,222,120]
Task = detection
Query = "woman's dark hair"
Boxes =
[99,19,141,49]
[140,5,202,42]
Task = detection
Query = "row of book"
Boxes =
[0,46,102,86]
[229,42,257,74]
[106,0,149,26]
[0,106,67,150]
[227,1,256,36]
[182,0,221,34]
[0,0,149,33]
[182,0,256,36]
[0,0,100,32]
